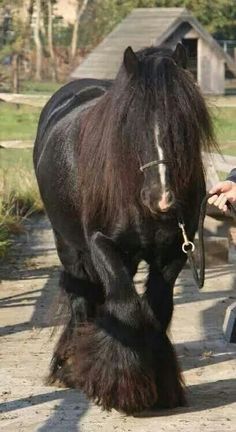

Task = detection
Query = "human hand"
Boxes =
[208,181,236,212]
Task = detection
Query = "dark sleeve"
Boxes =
[226,169,236,183]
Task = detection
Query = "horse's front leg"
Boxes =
[146,254,187,330]
[142,253,187,409]
[72,232,157,414]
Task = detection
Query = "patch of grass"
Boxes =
[0,103,41,141]
[0,222,11,258]
[0,149,43,215]
[1,171,43,216]
[0,210,23,258]
[0,148,43,257]
[21,80,62,95]
[0,148,33,171]
[218,145,236,156]
[211,107,236,145]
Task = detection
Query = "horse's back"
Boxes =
[33,78,112,164]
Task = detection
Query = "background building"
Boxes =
[71,8,236,95]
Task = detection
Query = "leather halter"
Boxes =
[139,159,168,172]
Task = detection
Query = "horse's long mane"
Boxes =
[77,46,217,226]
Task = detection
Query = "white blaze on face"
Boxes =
[154,124,169,210]
[154,124,166,193]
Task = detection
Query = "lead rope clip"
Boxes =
[178,222,195,254]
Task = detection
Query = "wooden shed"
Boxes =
[71,8,236,95]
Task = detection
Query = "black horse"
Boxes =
[33,44,216,414]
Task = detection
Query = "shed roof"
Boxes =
[71,8,236,79]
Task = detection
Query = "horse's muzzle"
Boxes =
[141,188,175,214]
[158,191,175,212]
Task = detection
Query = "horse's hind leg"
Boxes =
[142,258,187,409]
[48,270,103,387]
[48,230,104,387]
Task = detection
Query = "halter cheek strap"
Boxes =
[140,159,168,172]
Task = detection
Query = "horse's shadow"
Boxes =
[135,377,236,418]
[0,389,89,431]
[36,390,89,432]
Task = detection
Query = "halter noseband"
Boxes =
[140,159,168,172]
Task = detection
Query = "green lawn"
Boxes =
[211,106,236,155]
[218,144,236,156]
[0,80,63,141]
[21,80,62,95]
[0,148,33,172]
[0,103,41,140]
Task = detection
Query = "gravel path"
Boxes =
[0,215,236,431]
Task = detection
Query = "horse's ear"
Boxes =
[172,43,187,69]
[123,46,139,76]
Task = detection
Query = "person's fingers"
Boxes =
[208,194,218,205]
[218,195,228,210]
[214,193,227,208]
[208,181,236,211]
[208,193,229,212]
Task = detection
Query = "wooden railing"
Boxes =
[0,93,49,107]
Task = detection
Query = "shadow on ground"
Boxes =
[134,378,236,418]
[0,389,89,431]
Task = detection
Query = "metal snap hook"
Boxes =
[178,222,195,254]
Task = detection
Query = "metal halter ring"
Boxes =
[182,241,195,254]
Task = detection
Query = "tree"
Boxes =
[47,0,57,80]
[71,0,89,59]
[33,0,43,80]
[77,0,138,50]
[0,1,35,91]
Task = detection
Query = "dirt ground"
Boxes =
[0,215,236,432]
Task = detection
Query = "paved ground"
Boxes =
[0,215,236,432]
